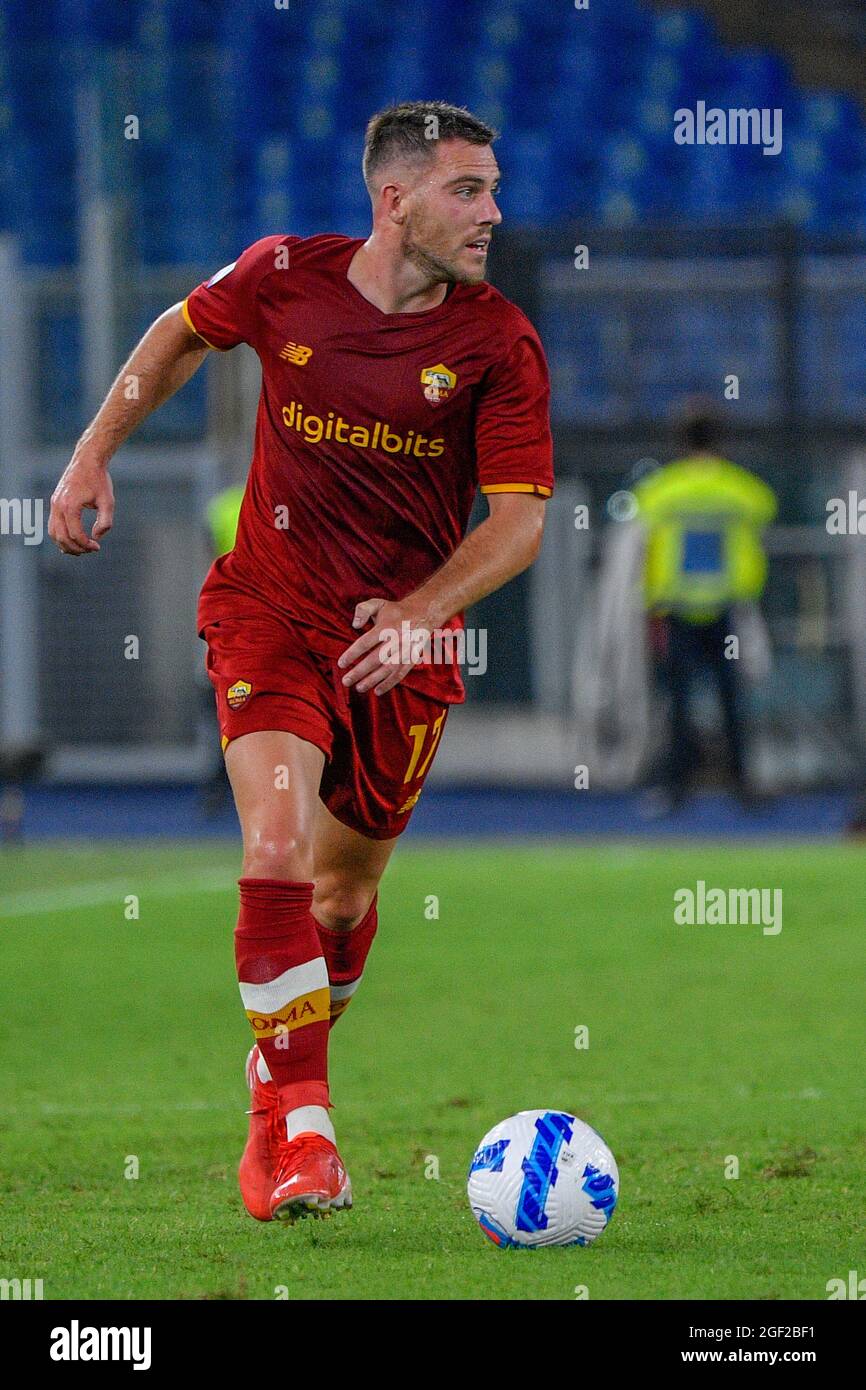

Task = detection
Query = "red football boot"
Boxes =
[238,1046,280,1222]
[269,1133,353,1223]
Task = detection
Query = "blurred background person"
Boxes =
[637,403,777,815]
[4,0,862,826]
[199,481,244,817]
[3,0,866,1306]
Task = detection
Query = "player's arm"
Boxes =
[383,489,544,625]
[339,491,546,694]
[48,304,210,555]
[341,312,554,695]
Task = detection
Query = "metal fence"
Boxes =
[2,223,866,785]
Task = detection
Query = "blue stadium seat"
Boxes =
[5,2,865,268]
[723,47,790,105]
[8,0,866,434]
[497,131,553,224]
[650,7,714,52]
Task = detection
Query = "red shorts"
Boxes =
[201,606,451,840]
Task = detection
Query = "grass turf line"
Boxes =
[0,841,863,1300]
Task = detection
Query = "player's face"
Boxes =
[401,140,502,286]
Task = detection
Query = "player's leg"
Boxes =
[225,730,350,1221]
[314,680,450,1029]
[311,799,397,1026]
[227,727,323,877]
[708,612,748,795]
[662,615,697,801]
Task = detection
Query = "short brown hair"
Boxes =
[362,101,497,193]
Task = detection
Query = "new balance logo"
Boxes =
[279,342,313,365]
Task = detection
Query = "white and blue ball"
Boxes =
[467,1109,618,1248]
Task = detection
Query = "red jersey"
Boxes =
[185,234,554,704]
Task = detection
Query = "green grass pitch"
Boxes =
[0,838,863,1300]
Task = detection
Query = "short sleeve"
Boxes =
[182,235,290,351]
[474,319,554,498]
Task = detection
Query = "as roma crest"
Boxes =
[227,679,252,709]
[420,363,457,405]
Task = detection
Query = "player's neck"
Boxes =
[347,237,450,315]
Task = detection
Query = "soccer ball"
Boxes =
[467,1109,618,1248]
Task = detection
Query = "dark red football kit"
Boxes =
[185,233,553,837]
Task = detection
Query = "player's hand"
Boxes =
[49,456,115,555]
[338,597,433,695]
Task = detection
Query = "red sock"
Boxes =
[235,878,330,1114]
[315,894,379,1027]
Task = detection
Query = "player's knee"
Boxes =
[313,876,376,932]
[242,828,313,883]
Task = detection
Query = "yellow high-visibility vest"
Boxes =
[634,455,777,622]
[207,485,244,558]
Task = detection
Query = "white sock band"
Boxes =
[285,1105,335,1144]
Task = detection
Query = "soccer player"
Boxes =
[48,102,554,1222]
